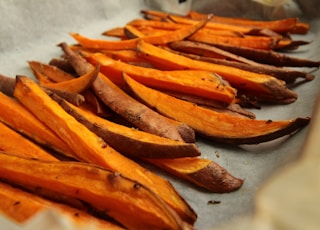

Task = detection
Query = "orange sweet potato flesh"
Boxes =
[147,157,243,193]
[136,40,298,103]
[0,153,190,230]
[0,182,124,230]
[0,92,75,158]
[86,52,237,104]
[188,31,280,50]
[41,63,99,93]
[55,97,201,159]
[0,121,58,161]
[124,74,310,145]
[13,75,197,224]
[29,61,75,83]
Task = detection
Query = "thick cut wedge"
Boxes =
[13,75,197,224]
[56,98,201,158]
[0,153,189,230]
[0,122,58,161]
[0,92,75,158]
[124,74,310,145]
[0,182,124,230]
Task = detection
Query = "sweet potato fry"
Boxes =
[124,24,145,38]
[0,91,75,158]
[167,14,260,35]
[124,74,310,145]
[0,122,58,161]
[188,31,280,50]
[136,40,298,103]
[0,153,190,230]
[0,182,124,230]
[71,16,209,50]
[147,157,243,193]
[29,61,75,83]
[142,9,306,34]
[127,19,184,30]
[161,90,256,119]
[55,97,201,158]
[169,47,314,83]
[41,63,99,93]
[102,26,127,38]
[212,43,320,68]
[85,52,237,104]
[186,11,300,34]
[13,75,197,224]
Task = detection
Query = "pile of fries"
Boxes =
[0,9,319,230]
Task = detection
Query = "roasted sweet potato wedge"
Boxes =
[29,61,75,83]
[211,43,320,68]
[13,75,197,224]
[169,47,314,84]
[0,121,58,161]
[136,40,298,103]
[0,91,75,158]
[147,157,243,193]
[0,153,190,230]
[55,97,201,158]
[85,52,237,104]
[124,73,310,145]
[41,63,99,93]
[0,182,124,230]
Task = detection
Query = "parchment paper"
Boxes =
[0,1,319,229]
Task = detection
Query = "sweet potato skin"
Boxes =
[0,153,188,230]
[0,121,58,161]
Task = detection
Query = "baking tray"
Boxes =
[0,1,319,229]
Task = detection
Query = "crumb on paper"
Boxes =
[207,200,221,205]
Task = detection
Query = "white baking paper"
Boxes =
[0,1,319,229]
